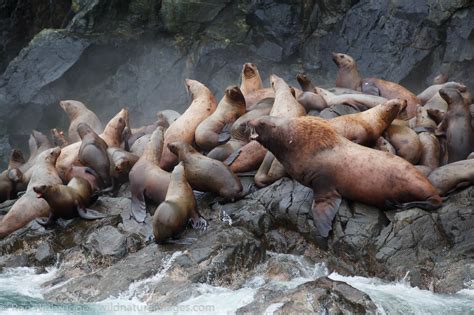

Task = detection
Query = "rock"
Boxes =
[84,225,127,260]
[34,243,55,265]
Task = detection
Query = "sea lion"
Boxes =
[159,109,181,125]
[0,150,27,202]
[332,52,419,119]
[77,123,111,189]
[240,63,263,96]
[195,86,246,151]
[414,105,440,170]
[128,112,169,147]
[297,91,328,112]
[107,147,139,192]
[428,159,474,196]
[59,100,103,143]
[160,79,217,171]
[130,134,151,156]
[129,127,171,223]
[417,82,466,105]
[424,92,448,111]
[51,129,69,148]
[152,162,207,243]
[168,141,242,200]
[33,176,106,225]
[0,147,62,238]
[245,87,275,110]
[436,87,474,163]
[328,99,405,146]
[207,98,273,161]
[319,104,361,119]
[8,149,25,169]
[65,165,100,192]
[373,137,396,155]
[248,116,442,237]
[384,122,422,164]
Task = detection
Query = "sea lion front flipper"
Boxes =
[36,213,58,227]
[77,205,107,220]
[311,189,342,238]
[131,191,147,223]
[189,216,208,231]
[361,81,380,96]
[224,149,241,166]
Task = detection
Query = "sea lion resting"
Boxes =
[248,115,442,237]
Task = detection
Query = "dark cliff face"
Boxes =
[0,0,473,166]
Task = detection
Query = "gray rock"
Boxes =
[84,225,127,260]
[34,243,55,265]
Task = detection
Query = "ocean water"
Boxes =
[0,253,473,314]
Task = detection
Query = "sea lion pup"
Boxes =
[152,162,207,243]
[328,99,405,146]
[0,147,62,238]
[417,82,466,105]
[254,74,306,187]
[195,85,247,151]
[249,116,442,237]
[51,129,69,148]
[77,123,111,189]
[168,141,242,200]
[332,52,419,119]
[160,79,217,171]
[208,98,273,161]
[428,159,474,196]
[414,105,440,171]
[384,121,422,164]
[129,127,171,223]
[240,63,263,96]
[436,87,474,163]
[59,100,103,143]
[33,176,106,225]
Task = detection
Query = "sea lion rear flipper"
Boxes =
[36,214,57,227]
[361,81,380,96]
[77,205,107,220]
[224,149,241,166]
[218,131,231,144]
[311,189,342,238]
[131,191,147,223]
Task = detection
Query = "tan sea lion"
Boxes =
[417,82,466,105]
[152,162,207,243]
[0,150,27,202]
[168,141,242,200]
[240,63,263,96]
[249,116,442,237]
[414,105,440,170]
[129,127,171,223]
[33,176,106,225]
[424,93,448,111]
[65,166,100,192]
[160,79,217,171]
[245,87,275,110]
[436,87,474,163]
[107,147,139,192]
[59,100,103,143]
[384,122,422,164]
[128,112,169,147]
[332,52,419,119]
[51,128,69,148]
[130,134,151,156]
[195,86,246,151]
[428,159,474,196]
[77,123,111,189]
[8,149,25,169]
[0,147,62,238]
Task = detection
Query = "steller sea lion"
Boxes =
[33,176,106,225]
[129,127,171,223]
[77,123,111,189]
[130,134,151,157]
[436,87,474,163]
[384,121,422,164]
[107,147,139,193]
[195,86,246,151]
[160,79,217,171]
[428,159,474,196]
[128,112,169,148]
[8,149,25,169]
[59,100,103,143]
[152,162,207,243]
[168,141,242,200]
[240,63,263,96]
[0,147,63,238]
[417,82,466,105]
[248,115,442,237]
[373,137,396,155]
[51,128,69,148]
[414,105,440,171]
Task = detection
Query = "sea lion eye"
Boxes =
[340,55,344,58]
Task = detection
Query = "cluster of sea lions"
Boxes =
[0,56,473,242]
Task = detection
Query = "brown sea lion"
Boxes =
[0,147,62,238]
[8,149,25,169]
[414,105,440,170]
[160,110,181,125]
[384,122,422,164]
[107,147,139,192]
[424,93,448,111]
[65,166,100,192]
[160,79,217,171]
[328,99,405,146]
[245,87,275,110]
[436,87,474,163]
[195,86,246,151]
[59,100,103,143]
[129,127,171,222]
[332,52,419,119]
[51,129,69,148]
[207,98,273,161]
[33,176,106,225]
[168,141,242,200]
[152,162,207,243]
[249,116,442,237]
[77,123,111,189]
[417,82,466,105]
[240,63,263,96]
[428,159,474,196]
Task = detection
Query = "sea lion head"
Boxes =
[242,63,258,79]
[415,104,436,129]
[332,52,356,70]
[59,100,86,119]
[77,123,94,139]
[31,130,50,148]
[7,168,23,183]
[33,185,53,199]
[41,147,61,164]
[185,79,206,98]
[270,74,289,92]
[225,86,246,106]
[9,149,25,165]
[439,87,463,107]
[167,141,194,156]
[382,99,407,122]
